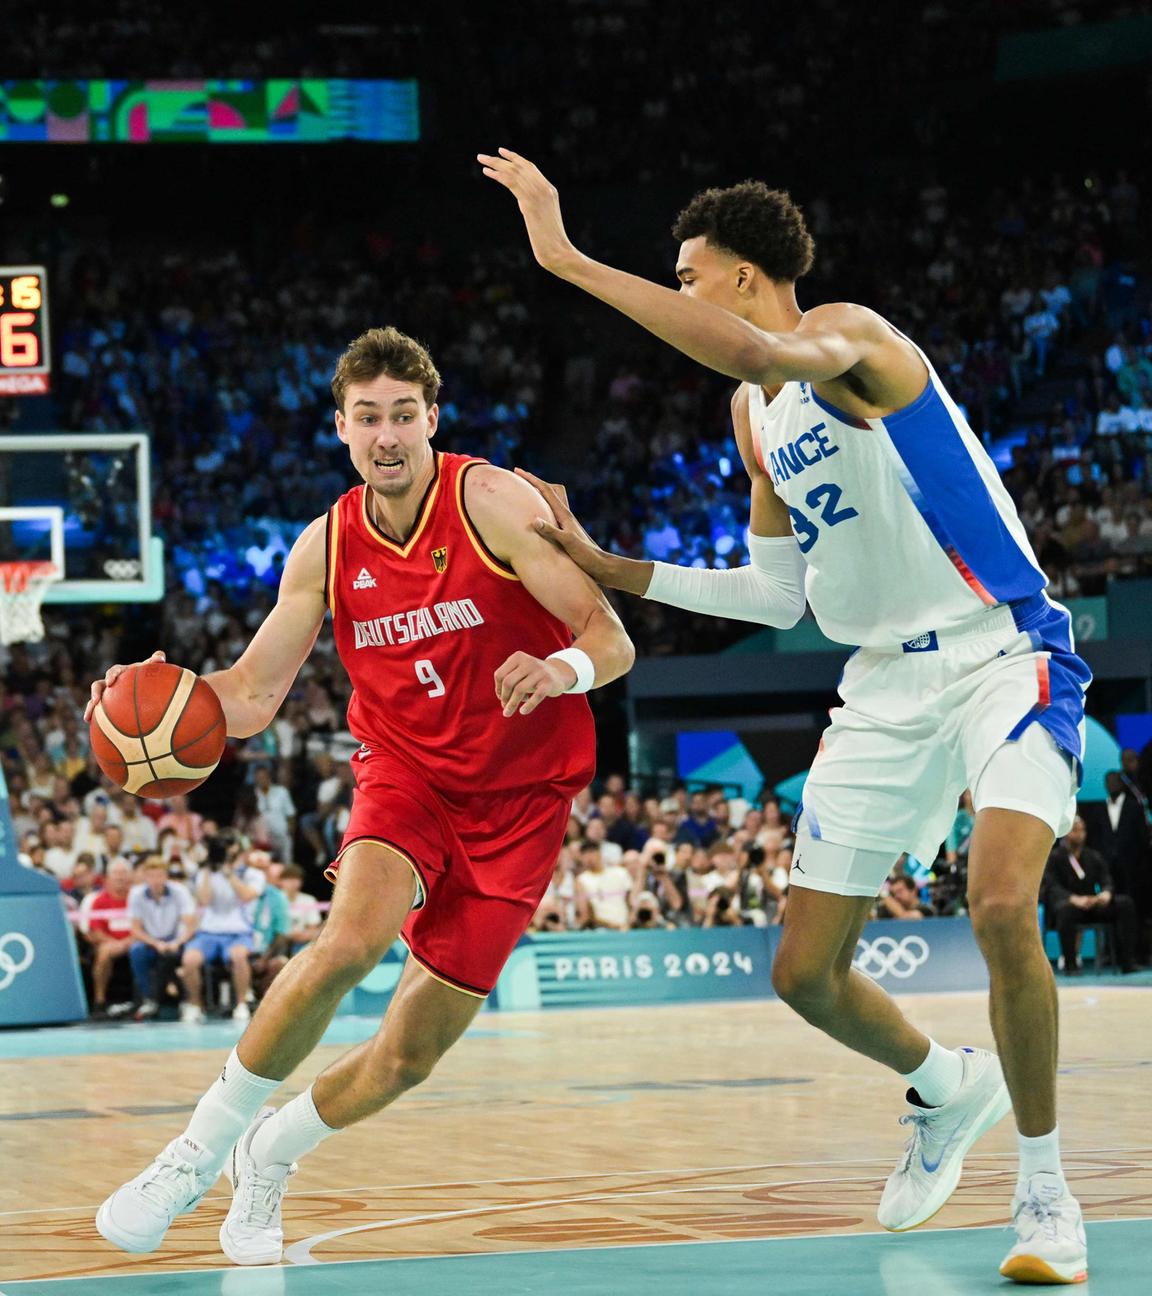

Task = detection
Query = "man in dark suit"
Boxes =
[1082,769,1151,960]
[1044,816,1139,974]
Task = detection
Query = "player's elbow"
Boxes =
[607,630,636,682]
[619,632,637,675]
[740,333,785,385]
[774,600,807,631]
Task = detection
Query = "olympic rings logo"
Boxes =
[853,935,930,980]
[0,933,35,992]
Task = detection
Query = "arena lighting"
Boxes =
[49,193,69,208]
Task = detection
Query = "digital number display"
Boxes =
[0,266,50,395]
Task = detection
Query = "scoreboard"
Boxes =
[0,266,50,395]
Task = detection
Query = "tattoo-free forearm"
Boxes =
[598,554,655,596]
[202,665,283,740]
[564,254,781,383]
[571,606,636,686]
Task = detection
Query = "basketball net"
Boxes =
[0,561,61,646]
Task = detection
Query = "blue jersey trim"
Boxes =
[880,381,1045,605]
[1005,597,1091,779]
[803,803,824,840]
[808,385,871,429]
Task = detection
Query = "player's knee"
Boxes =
[312,934,388,988]
[969,891,1037,951]
[181,948,203,968]
[229,945,249,964]
[377,1043,440,1096]
[772,955,838,1015]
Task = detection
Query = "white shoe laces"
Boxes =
[896,1110,933,1173]
[136,1150,203,1215]
[1015,1192,1066,1242]
[239,1163,295,1230]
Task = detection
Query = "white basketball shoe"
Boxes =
[878,1046,1012,1231]
[219,1107,297,1265]
[96,1133,221,1253]
[999,1172,1088,1285]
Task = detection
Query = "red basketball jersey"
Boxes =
[326,451,596,795]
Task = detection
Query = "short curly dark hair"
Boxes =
[672,181,815,283]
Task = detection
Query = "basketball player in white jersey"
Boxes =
[481,149,1092,1285]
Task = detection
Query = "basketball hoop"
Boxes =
[0,561,62,645]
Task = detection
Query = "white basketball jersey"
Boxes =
[746,336,1046,648]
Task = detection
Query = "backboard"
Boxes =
[0,433,163,602]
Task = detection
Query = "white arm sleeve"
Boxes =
[643,532,807,628]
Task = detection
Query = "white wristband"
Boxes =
[547,647,596,694]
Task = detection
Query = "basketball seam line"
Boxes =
[170,713,224,759]
[168,689,222,761]
[132,663,161,788]
[143,671,211,790]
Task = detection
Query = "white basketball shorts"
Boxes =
[790,593,1090,899]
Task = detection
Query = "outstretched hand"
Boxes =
[477,148,581,277]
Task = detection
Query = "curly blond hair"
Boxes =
[331,326,441,411]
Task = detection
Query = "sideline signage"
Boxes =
[340,919,989,1017]
[0,767,87,1026]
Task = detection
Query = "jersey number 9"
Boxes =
[415,659,446,698]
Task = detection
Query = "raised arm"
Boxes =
[85,517,329,740]
[463,464,635,717]
[478,149,924,401]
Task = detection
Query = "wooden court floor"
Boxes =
[0,987,1149,1294]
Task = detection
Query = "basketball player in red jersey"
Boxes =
[88,326,634,1266]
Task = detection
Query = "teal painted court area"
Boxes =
[2,1221,1147,1295]
[0,1017,538,1061]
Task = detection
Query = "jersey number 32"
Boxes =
[788,483,859,554]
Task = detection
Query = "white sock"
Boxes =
[1017,1126,1065,1192]
[180,1048,282,1173]
[250,1084,339,1171]
[901,1039,964,1107]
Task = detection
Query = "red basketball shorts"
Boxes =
[327,751,572,997]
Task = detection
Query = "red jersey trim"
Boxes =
[326,500,341,616]
[360,453,442,558]
[456,461,520,582]
[326,834,428,908]
[398,933,490,998]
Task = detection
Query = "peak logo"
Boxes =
[353,567,377,590]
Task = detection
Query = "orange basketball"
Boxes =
[90,661,226,798]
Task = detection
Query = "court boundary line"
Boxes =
[282,1172,1152,1265]
[1,1147,1147,1220]
[4,1216,1148,1287]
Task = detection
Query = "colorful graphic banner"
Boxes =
[0,80,420,143]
